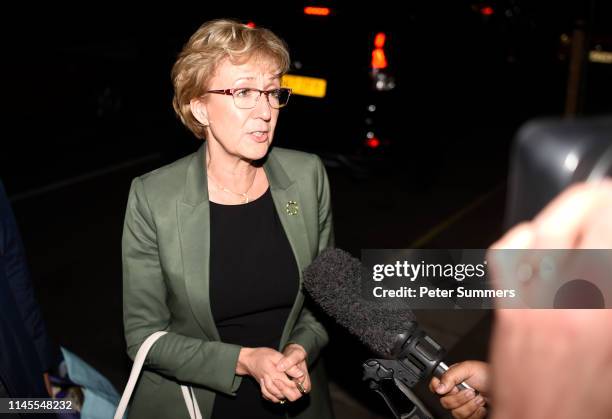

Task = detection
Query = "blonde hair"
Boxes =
[171,19,290,139]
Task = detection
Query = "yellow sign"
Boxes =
[282,74,327,98]
[589,50,612,64]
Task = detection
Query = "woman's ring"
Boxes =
[296,380,306,395]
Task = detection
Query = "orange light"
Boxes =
[246,22,256,28]
[374,33,386,48]
[304,6,331,16]
[366,137,381,148]
[480,6,494,16]
[371,48,388,69]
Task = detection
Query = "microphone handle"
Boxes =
[433,362,476,392]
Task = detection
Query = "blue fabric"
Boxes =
[60,348,121,419]
[0,179,58,398]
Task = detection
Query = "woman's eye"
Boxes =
[234,88,252,98]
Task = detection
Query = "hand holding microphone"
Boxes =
[303,248,474,418]
[429,361,489,419]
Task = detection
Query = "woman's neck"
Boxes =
[204,140,270,205]
[205,141,258,190]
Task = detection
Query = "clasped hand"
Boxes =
[237,344,310,403]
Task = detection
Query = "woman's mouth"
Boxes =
[248,131,269,143]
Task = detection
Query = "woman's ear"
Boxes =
[190,98,210,126]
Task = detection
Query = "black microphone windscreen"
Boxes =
[303,248,416,357]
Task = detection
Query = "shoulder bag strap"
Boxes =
[114,331,202,419]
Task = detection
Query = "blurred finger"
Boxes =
[531,184,597,249]
[284,365,304,379]
[490,222,535,250]
[466,405,487,419]
[436,364,474,395]
[263,376,284,400]
[274,379,302,402]
[576,198,612,248]
[440,389,476,410]
[451,395,486,419]
[429,377,441,393]
[260,379,281,403]
[277,350,306,372]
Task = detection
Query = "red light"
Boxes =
[246,22,256,28]
[366,137,381,148]
[371,48,388,69]
[374,32,386,48]
[480,6,494,16]
[304,7,330,16]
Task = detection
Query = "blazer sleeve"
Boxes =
[122,177,242,395]
[286,156,333,364]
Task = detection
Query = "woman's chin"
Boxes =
[242,141,272,161]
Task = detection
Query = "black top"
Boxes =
[209,188,299,419]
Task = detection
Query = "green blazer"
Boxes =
[122,144,335,419]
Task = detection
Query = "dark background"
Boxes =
[2,1,610,417]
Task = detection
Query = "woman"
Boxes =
[122,19,334,419]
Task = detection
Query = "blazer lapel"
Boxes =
[264,151,313,347]
[177,145,220,340]
[177,145,313,344]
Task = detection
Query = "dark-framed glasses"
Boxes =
[205,87,292,109]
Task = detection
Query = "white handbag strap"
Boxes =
[114,331,202,419]
[181,385,203,419]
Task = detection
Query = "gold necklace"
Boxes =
[207,168,258,204]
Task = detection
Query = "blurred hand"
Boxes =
[43,372,53,397]
[490,309,612,419]
[276,344,311,397]
[489,180,612,419]
[429,361,489,419]
[237,347,302,403]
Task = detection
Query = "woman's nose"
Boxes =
[252,92,272,120]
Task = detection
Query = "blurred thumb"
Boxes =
[436,365,472,394]
[276,349,305,372]
[276,357,288,372]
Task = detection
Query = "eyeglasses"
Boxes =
[205,87,292,109]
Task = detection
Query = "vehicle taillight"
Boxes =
[371,49,388,69]
[365,137,381,149]
[480,6,494,16]
[304,7,331,16]
[371,32,388,69]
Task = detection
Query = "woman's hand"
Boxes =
[429,361,490,419]
[237,347,303,403]
[276,344,311,396]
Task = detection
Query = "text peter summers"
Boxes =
[372,286,517,299]
[370,260,517,299]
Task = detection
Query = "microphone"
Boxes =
[303,248,473,418]
[302,246,417,357]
